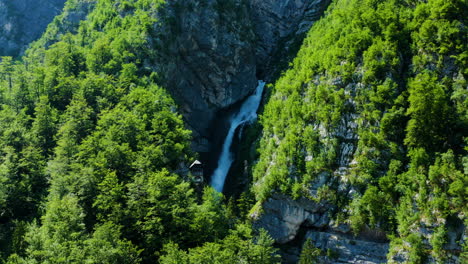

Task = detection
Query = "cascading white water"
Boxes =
[210,80,266,192]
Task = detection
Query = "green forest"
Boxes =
[0,0,279,263]
[253,0,467,262]
[0,0,466,263]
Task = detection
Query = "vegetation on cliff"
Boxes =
[254,0,467,261]
[0,0,278,263]
[0,0,466,263]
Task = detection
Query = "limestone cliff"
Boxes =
[153,0,331,152]
[250,0,331,76]
[153,0,257,152]
[253,194,389,263]
[0,0,67,56]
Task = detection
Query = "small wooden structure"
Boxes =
[189,160,204,184]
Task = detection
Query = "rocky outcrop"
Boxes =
[250,0,331,75]
[253,194,333,244]
[0,0,67,56]
[153,0,331,152]
[253,194,390,263]
[155,0,257,151]
[306,231,389,264]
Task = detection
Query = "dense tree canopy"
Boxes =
[0,0,466,263]
[253,0,467,261]
[0,0,278,263]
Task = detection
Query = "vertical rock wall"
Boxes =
[250,0,331,75]
[155,0,332,152]
[0,0,67,56]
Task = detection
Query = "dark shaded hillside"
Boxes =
[0,0,67,56]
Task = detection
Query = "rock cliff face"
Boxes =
[253,194,390,264]
[155,0,257,151]
[154,0,331,151]
[0,0,67,56]
[250,0,331,75]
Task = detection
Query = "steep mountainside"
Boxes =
[0,0,329,263]
[251,0,331,76]
[0,0,466,263]
[0,0,67,56]
[152,0,331,152]
[252,0,467,262]
[19,0,331,152]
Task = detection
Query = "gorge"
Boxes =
[0,0,466,263]
[210,80,265,192]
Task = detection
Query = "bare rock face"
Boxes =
[306,231,389,264]
[253,194,390,264]
[250,0,331,74]
[155,0,332,152]
[155,0,257,151]
[253,194,332,244]
[0,0,67,56]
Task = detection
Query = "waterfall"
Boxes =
[210,80,266,192]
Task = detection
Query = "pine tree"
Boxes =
[299,239,321,264]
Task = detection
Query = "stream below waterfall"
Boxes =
[210,80,265,192]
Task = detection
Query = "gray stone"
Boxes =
[254,194,390,263]
[250,0,331,74]
[0,0,67,56]
[253,194,331,244]
[334,223,352,234]
[306,231,389,264]
[152,0,332,151]
[154,0,257,150]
